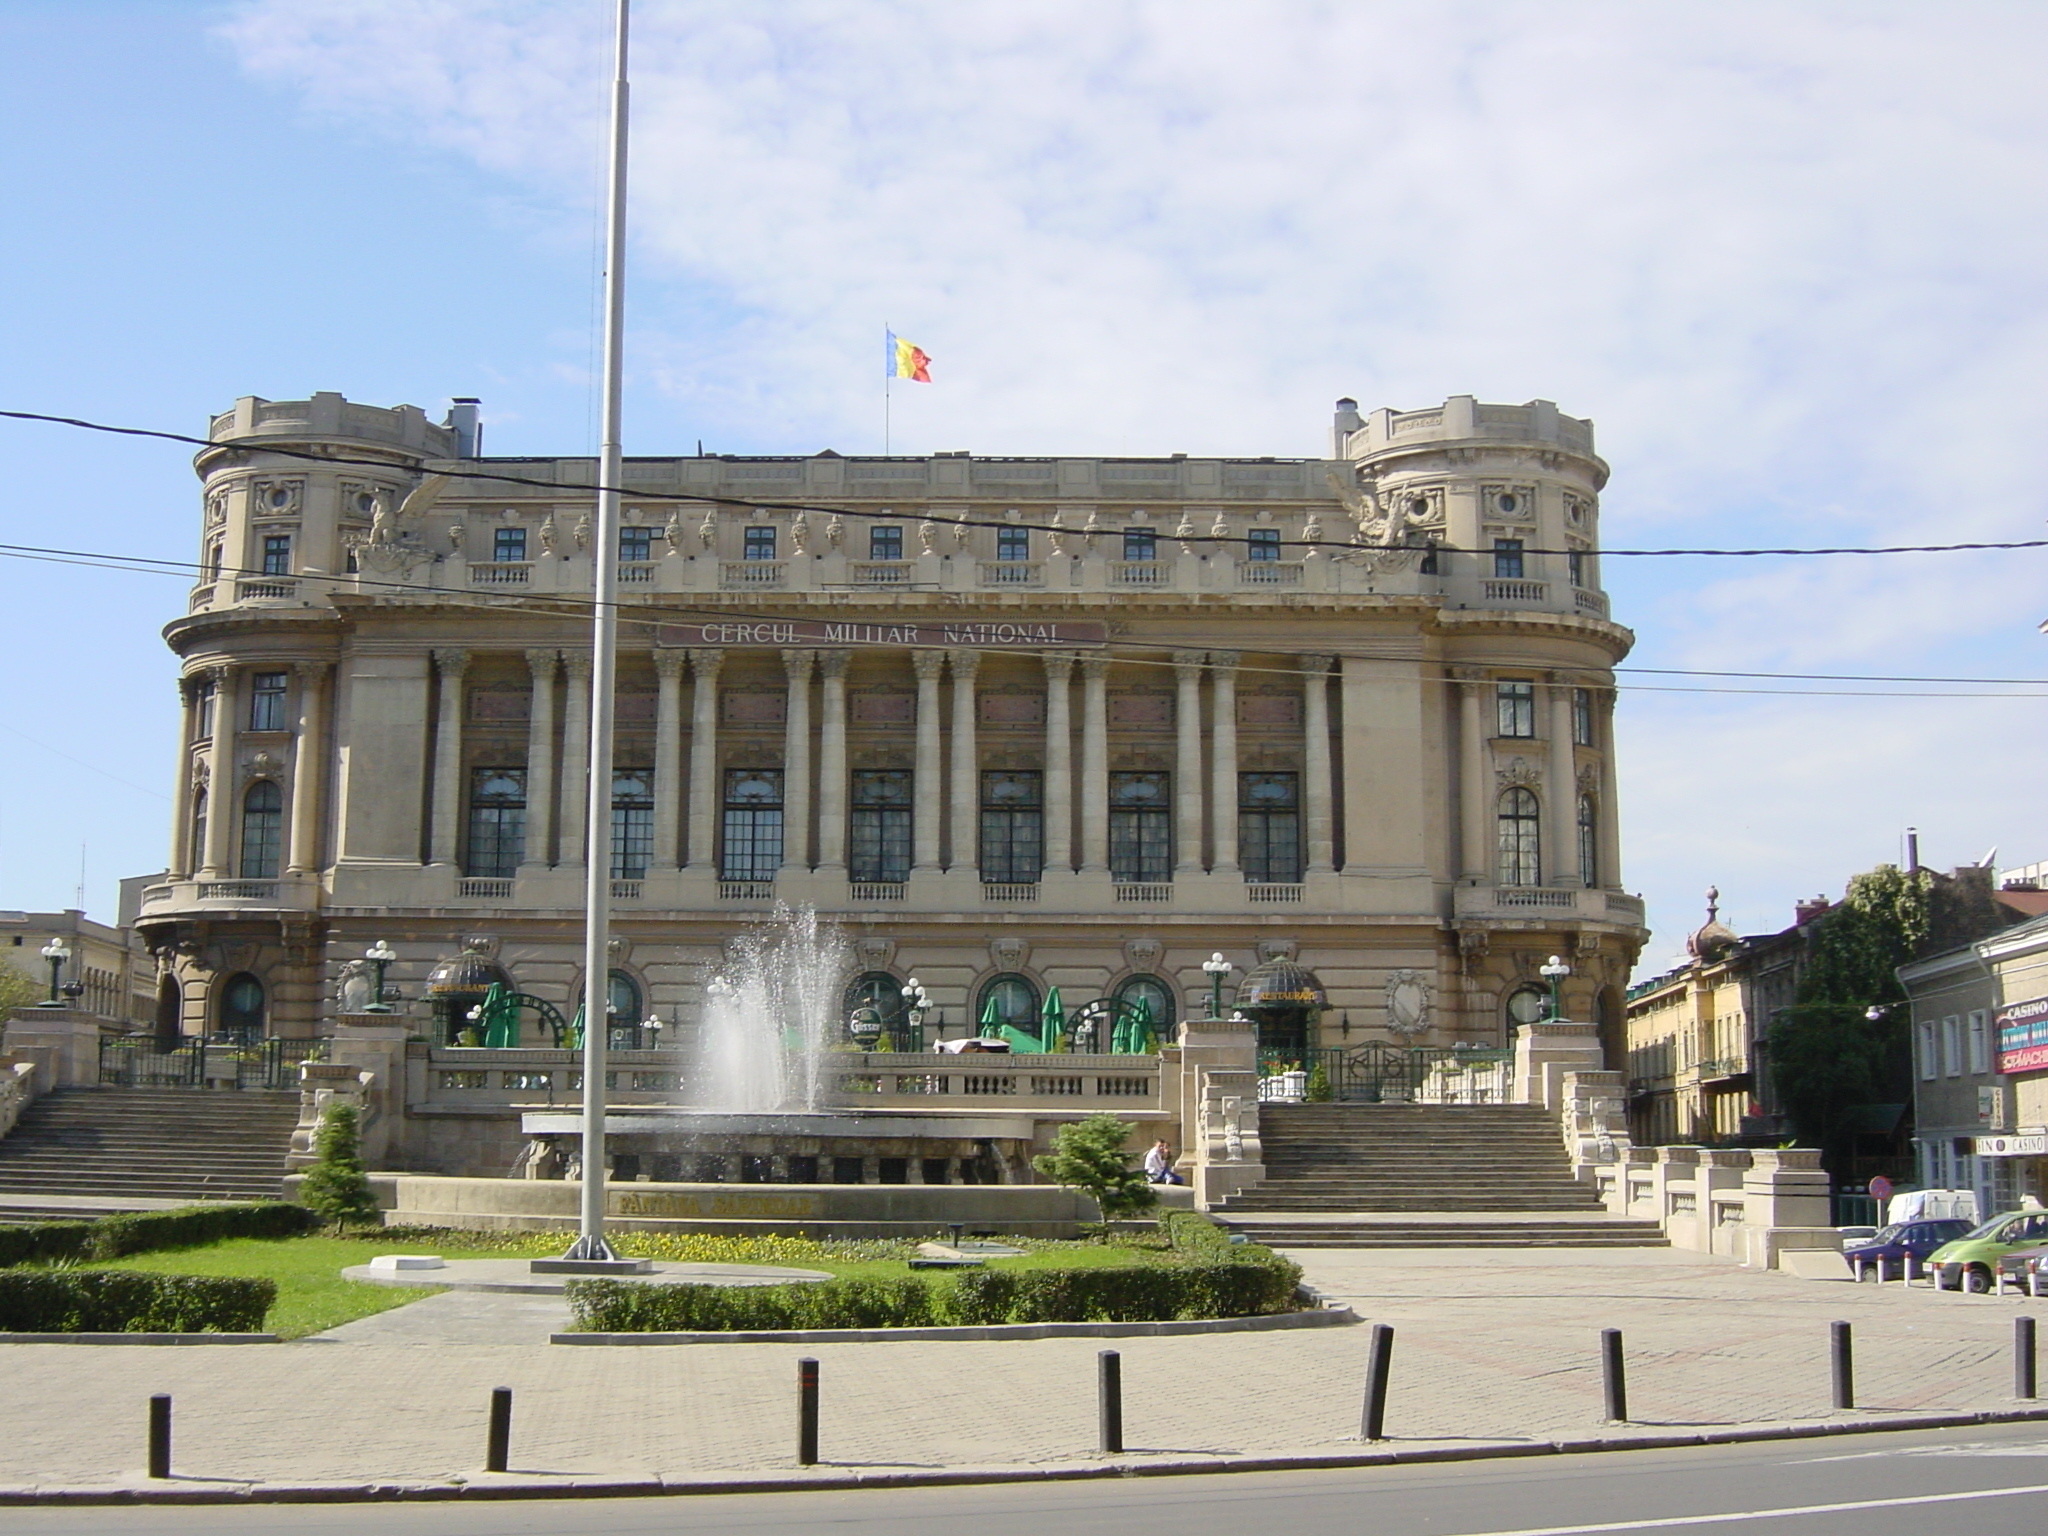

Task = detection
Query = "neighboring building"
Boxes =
[0,909,148,1024]
[132,390,1646,1103]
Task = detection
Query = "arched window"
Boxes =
[191,788,208,866]
[1113,974,1177,1034]
[844,971,907,1042]
[240,781,283,879]
[1577,794,1598,888]
[1505,984,1548,1034]
[608,969,641,1024]
[154,974,182,1050]
[1497,787,1540,887]
[976,974,1040,1035]
[218,972,265,1044]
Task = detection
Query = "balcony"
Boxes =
[982,882,1040,902]
[470,562,531,586]
[849,881,907,901]
[1482,578,1548,605]
[458,878,515,900]
[1573,588,1610,617]
[1109,561,1167,587]
[720,561,786,590]
[1453,885,1648,926]
[1113,882,1173,902]
[718,880,774,901]
[1236,561,1304,588]
[196,880,277,901]
[1246,883,1304,903]
[610,879,643,901]
[234,578,298,603]
[849,562,913,586]
[978,560,1044,588]
[617,562,657,586]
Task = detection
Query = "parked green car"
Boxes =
[1926,1211,2048,1292]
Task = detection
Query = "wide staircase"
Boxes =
[0,1087,301,1219]
[1210,1102,1666,1248]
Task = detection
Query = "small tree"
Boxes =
[299,1102,380,1225]
[1306,1060,1333,1102]
[1032,1113,1156,1226]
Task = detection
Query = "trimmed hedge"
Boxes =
[568,1255,1303,1333]
[1163,1209,1295,1271]
[0,1271,275,1333]
[0,1201,319,1270]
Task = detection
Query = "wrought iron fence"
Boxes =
[1258,1042,1515,1104]
[99,1036,330,1090]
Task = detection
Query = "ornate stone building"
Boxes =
[135,390,1645,1072]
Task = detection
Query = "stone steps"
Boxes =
[0,1087,300,1204]
[1223,1217,1669,1248]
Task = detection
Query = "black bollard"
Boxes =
[485,1387,512,1473]
[147,1394,171,1480]
[1361,1323,1395,1441]
[1601,1328,1628,1423]
[1098,1350,1123,1454]
[1831,1321,1854,1411]
[797,1358,820,1467]
[2019,1317,2039,1401]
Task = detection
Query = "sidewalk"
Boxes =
[0,1246,2042,1498]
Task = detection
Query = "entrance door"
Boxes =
[218,972,265,1044]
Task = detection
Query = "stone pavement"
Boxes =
[2,1246,2046,1496]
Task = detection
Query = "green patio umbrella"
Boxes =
[474,982,520,1049]
[1041,986,1065,1053]
[1128,994,1156,1055]
[563,1003,585,1050]
[979,993,1005,1039]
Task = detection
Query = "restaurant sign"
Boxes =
[1995,996,2048,1075]
[656,619,1107,650]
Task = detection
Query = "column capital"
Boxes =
[948,647,981,680]
[432,647,470,678]
[687,647,725,679]
[1207,650,1242,671]
[1042,650,1077,681]
[1171,649,1208,673]
[561,650,594,681]
[1447,665,1491,686]
[1079,654,1113,681]
[912,648,948,681]
[1547,668,1595,691]
[782,648,818,680]
[818,648,853,681]
[290,659,329,686]
[653,647,688,680]
[525,647,560,679]
[204,661,236,685]
[1298,654,1335,676]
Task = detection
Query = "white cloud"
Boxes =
[222,0,2048,948]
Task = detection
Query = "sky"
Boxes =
[0,0,2043,964]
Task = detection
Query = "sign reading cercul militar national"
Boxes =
[656,619,1108,649]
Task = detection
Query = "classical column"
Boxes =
[685,649,724,871]
[781,649,816,872]
[1300,655,1335,875]
[1546,674,1581,886]
[911,649,946,873]
[1042,651,1075,873]
[1079,654,1111,873]
[651,649,686,873]
[1452,668,1491,883]
[1172,651,1206,878]
[286,661,329,875]
[1596,685,1622,889]
[1209,650,1241,876]
[559,651,592,867]
[167,676,197,879]
[521,649,559,872]
[816,650,851,873]
[948,648,981,874]
[198,664,236,878]
[427,649,469,867]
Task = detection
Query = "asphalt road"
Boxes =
[14,1422,2048,1536]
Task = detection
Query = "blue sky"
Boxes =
[2,1,2044,962]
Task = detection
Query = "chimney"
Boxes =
[1906,826,1920,872]
[1332,397,1363,458]
[444,398,482,459]
[1795,896,1830,927]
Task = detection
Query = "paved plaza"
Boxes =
[2,1246,2046,1497]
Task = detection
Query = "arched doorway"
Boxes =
[1113,974,1176,1035]
[153,974,182,1050]
[976,974,1040,1042]
[217,972,265,1045]
[843,971,908,1047]
[1233,958,1328,1058]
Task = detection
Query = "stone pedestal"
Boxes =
[1173,1016,1265,1208]
[1736,1147,1841,1269]
[1,1007,111,1090]
[310,1011,413,1168]
[1513,1018,1606,1109]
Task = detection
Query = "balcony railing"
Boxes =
[471,562,532,586]
[1495,887,1575,907]
[719,880,774,901]
[1236,561,1304,587]
[617,562,657,586]
[1113,882,1173,902]
[1574,588,1609,617]
[611,879,643,900]
[1246,883,1304,903]
[721,561,787,589]
[978,560,1044,587]
[234,579,298,602]
[194,880,278,902]
[458,878,515,900]
[1482,578,1549,604]
[982,883,1040,902]
[1109,560,1167,587]
[849,881,907,901]
[849,562,913,586]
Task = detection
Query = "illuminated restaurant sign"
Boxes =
[1996,996,2048,1075]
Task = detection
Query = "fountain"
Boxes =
[692,903,848,1114]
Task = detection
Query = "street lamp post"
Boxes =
[37,938,71,1008]
[642,1013,663,1052]
[1201,953,1233,1021]
[903,976,930,1047]
[1539,954,1572,1023]
[363,940,397,1013]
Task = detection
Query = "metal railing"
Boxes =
[100,1036,330,1091]
[1266,1043,1515,1104]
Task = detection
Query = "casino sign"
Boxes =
[1996,996,2048,1075]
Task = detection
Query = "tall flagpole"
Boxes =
[566,0,632,1266]
[884,325,893,455]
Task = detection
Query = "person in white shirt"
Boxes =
[1143,1139,1185,1185]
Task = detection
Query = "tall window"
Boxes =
[980,770,1044,883]
[1568,549,1587,587]
[977,974,1040,1033]
[1572,687,1595,746]
[869,525,903,561]
[619,525,653,563]
[611,769,654,879]
[1109,771,1172,883]
[996,526,1030,561]
[1115,974,1176,1033]
[219,973,265,1044]
[1498,787,1541,886]
[1122,527,1157,562]
[721,769,783,880]
[850,770,913,883]
[466,768,526,878]
[1240,772,1302,883]
[261,534,292,575]
[1969,1011,1990,1075]
[239,781,282,878]
[1496,681,1535,738]
[1577,794,1598,888]
[195,681,216,739]
[206,541,224,580]
[249,671,288,731]
[191,788,208,862]
[743,525,778,560]
[1247,527,1281,561]
[494,526,527,562]
[1492,538,1525,579]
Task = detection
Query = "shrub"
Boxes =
[1162,1209,1296,1274]
[570,1274,939,1333]
[1032,1114,1157,1222]
[0,1271,275,1332]
[1306,1061,1333,1101]
[298,1102,380,1225]
[0,1202,318,1269]
[0,1221,92,1270]
[948,1261,1300,1324]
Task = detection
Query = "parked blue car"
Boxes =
[1842,1219,1974,1280]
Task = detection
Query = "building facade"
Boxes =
[133,391,1645,1101]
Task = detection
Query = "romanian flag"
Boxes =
[886,330,932,382]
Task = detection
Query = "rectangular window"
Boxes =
[1568,549,1587,587]
[1109,771,1172,883]
[206,541,225,580]
[466,768,526,879]
[996,526,1030,561]
[1969,1010,1990,1075]
[1918,1020,1938,1081]
[720,769,783,880]
[1944,1015,1962,1077]
[1247,527,1281,561]
[743,526,778,560]
[849,770,913,883]
[261,534,292,576]
[195,681,216,740]
[1122,528,1157,562]
[1572,687,1594,747]
[610,769,654,879]
[1239,772,1301,882]
[1496,681,1536,738]
[979,770,1044,883]
[248,672,288,732]
[1493,539,1525,579]
[494,527,527,562]
[618,525,653,563]
[869,525,903,561]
